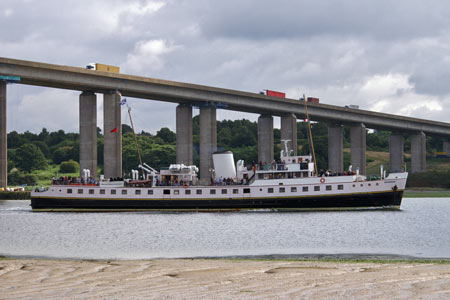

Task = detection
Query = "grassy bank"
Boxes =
[0,191,30,200]
[404,189,450,198]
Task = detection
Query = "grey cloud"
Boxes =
[198,0,449,41]
[2,0,450,133]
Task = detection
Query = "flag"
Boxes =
[120,98,127,106]
[110,128,118,133]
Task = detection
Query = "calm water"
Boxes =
[1,198,449,260]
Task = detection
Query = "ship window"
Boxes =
[111,189,116,194]
[279,187,285,193]
[78,189,83,194]
[185,189,191,195]
[360,184,363,187]
[352,184,356,188]
[368,183,371,186]
[147,190,153,195]
[100,189,105,194]
[122,190,127,195]
[291,187,297,192]
[210,189,216,195]
[314,186,320,191]
[243,188,250,194]
[164,189,170,195]
[196,190,202,195]
[326,185,332,191]
[89,189,95,194]
[302,186,308,192]
[268,188,274,193]
[233,189,239,194]
[67,189,72,194]
[258,174,264,179]
[135,190,141,195]
[295,172,301,178]
[221,189,227,194]
[376,183,379,186]
[174,190,179,195]
[338,185,344,190]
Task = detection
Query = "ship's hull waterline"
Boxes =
[31,190,403,212]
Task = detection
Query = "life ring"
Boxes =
[320,177,326,184]
[183,184,188,189]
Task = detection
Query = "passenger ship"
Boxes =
[31,142,408,212]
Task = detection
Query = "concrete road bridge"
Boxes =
[0,57,449,186]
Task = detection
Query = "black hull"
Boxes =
[31,191,403,212]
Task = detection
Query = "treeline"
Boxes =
[6,117,447,185]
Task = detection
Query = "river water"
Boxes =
[1,198,449,260]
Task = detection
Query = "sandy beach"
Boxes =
[1,259,450,299]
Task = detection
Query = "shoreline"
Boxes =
[2,253,450,264]
[1,257,450,299]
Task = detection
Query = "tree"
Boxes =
[15,143,47,172]
[122,124,133,135]
[156,127,176,144]
[7,131,26,148]
[52,147,67,164]
[32,141,50,158]
[60,160,79,173]
[38,128,49,142]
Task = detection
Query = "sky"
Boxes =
[2,0,450,134]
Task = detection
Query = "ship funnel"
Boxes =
[212,151,236,179]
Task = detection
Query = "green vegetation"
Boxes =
[6,119,450,189]
[404,189,450,198]
[59,160,79,173]
[0,191,30,199]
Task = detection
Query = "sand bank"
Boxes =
[1,258,450,299]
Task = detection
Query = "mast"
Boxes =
[303,94,318,176]
[127,105,143,173]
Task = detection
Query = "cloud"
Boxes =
[2,0,450,134]
[15,89,80,133]
[123,39,182,74]
[202,0,450,41]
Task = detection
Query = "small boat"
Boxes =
[31,142,407,212]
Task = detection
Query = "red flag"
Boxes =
[110,128,118,133]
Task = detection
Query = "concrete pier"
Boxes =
[444,140,450,155]
[350,123,366,175]
[411,131,426,173]
[328,124,344,173]
[0,82,6,188]
[258,114,274,164]
[199,107,216,184]
[79,92,97,179]
[280,113,297,155]
[103,91,122,179]
[389,134,404,173]
[176,104,193,165]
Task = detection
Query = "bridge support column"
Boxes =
[328,124,344,173]
[176,104,193,165]
[103,91,122,179]
[389,134,404,173]
[411,131,426,173]
[444,140,450,156]
[0,82,6,188]
[350,123,366,175]
[281,113,297,156]
[79,92,97,179]
[199,106,216,184]
[258,114,274,164]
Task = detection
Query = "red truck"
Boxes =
[307,97,319,103]
[263,90,286,98]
